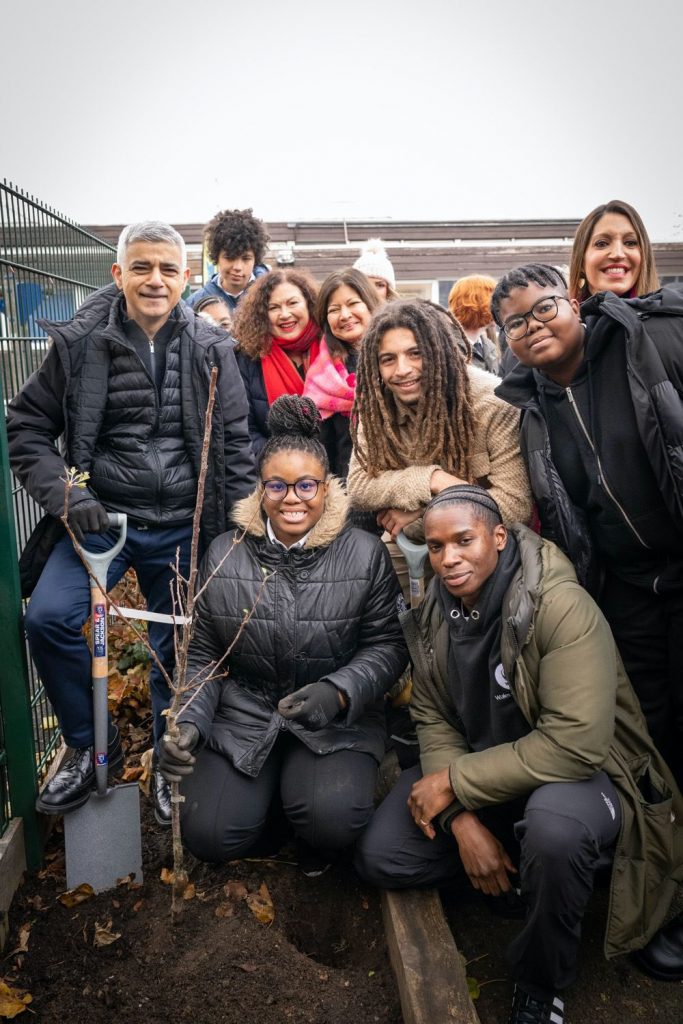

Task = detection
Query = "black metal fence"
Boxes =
[0,180,116,851]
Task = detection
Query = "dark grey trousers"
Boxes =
[355,765,622,1000]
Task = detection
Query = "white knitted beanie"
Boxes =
[353,238,396,289]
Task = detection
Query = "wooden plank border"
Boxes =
[382,888,480,1024]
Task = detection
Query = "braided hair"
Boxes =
[352,299,475,478]
[490,264,568,327]
[424,484,503,532]
[259,394,329,474]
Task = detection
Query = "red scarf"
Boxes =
[261,321,321,406]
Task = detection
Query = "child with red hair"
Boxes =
[448,274,500,375]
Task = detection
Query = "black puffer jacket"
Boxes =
[177,479,408,776]
[496,287,683,590]
[7,284,256,545]
[235,348,270,458]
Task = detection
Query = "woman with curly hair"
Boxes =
[569,199,659,302]
[348,299,532,594]
[187,207,270,313]
[158,395,407,869]
[233,269,322,458]
[303,268,380,479]
[447,274,500,375]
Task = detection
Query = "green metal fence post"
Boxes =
[0,361,41,870]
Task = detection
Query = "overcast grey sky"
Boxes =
[3,0,682,238]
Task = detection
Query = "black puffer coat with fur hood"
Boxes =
[177,479,408,776]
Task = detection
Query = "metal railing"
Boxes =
[0,180,116,861]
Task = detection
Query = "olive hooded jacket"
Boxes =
[405,524,683,958]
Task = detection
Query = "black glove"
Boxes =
[158,723,200,783]
[278,682,343,731]
[68,498,110,543]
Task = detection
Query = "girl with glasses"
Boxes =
[494,263,683,797]
[158,394,407,869]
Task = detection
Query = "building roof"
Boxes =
[85,219,683,283]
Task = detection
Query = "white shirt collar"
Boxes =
[266,518,311,550]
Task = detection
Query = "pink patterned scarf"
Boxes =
[303,338,356,419]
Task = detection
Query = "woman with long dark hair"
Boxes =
[569,199,659,302]
[302,268,380,479]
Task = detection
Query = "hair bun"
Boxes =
[266,394,322,440]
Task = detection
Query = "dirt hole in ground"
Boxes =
[5,801,402,1024]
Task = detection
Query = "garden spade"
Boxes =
[391,531,429,709]
[395,530,429,610]
[64,513,144,893]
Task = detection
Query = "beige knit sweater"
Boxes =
[347,365,532,526]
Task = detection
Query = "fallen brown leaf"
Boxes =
[246,883,274,926]
[239,963,258,973]
[139,748,154,798]
[93,919,121,948]
[7,923,31,957]
[159,867,174,886]
[224,880,248,901]
[0,980,33,1018]
[58,883,95,908]
[132,900,144,913]
[121,765,143,782]
[182,883,196,902]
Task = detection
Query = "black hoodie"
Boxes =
[497,296,683,589]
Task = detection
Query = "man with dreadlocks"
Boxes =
[347,299,532,596]
[355,485,683,1024]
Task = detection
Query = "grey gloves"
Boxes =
[158,723,200,783]
[68,498,110,543]
[278,681,343,731]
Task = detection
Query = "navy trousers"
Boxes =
[355,765,621,1001]
[24,522,192,749]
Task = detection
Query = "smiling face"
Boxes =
[377,327,423,404]
[267,282,311,341]
[582,212,642,297]
[112,241,189,336]
[425,505,507,610]
[261,449,328,546]
[326,285,372,346]
[217,249,256,296]
[498,283,585,388]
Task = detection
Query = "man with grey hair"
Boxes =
[7,220,256,826]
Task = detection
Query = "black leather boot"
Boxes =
[633,912,683,981]
[36,729,124,815]
[152,753,172,827]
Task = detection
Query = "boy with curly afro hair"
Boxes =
[188,208,270,313]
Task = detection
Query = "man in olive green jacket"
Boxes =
[356,485,683,1024]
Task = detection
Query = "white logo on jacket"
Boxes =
[495,664,510,690]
